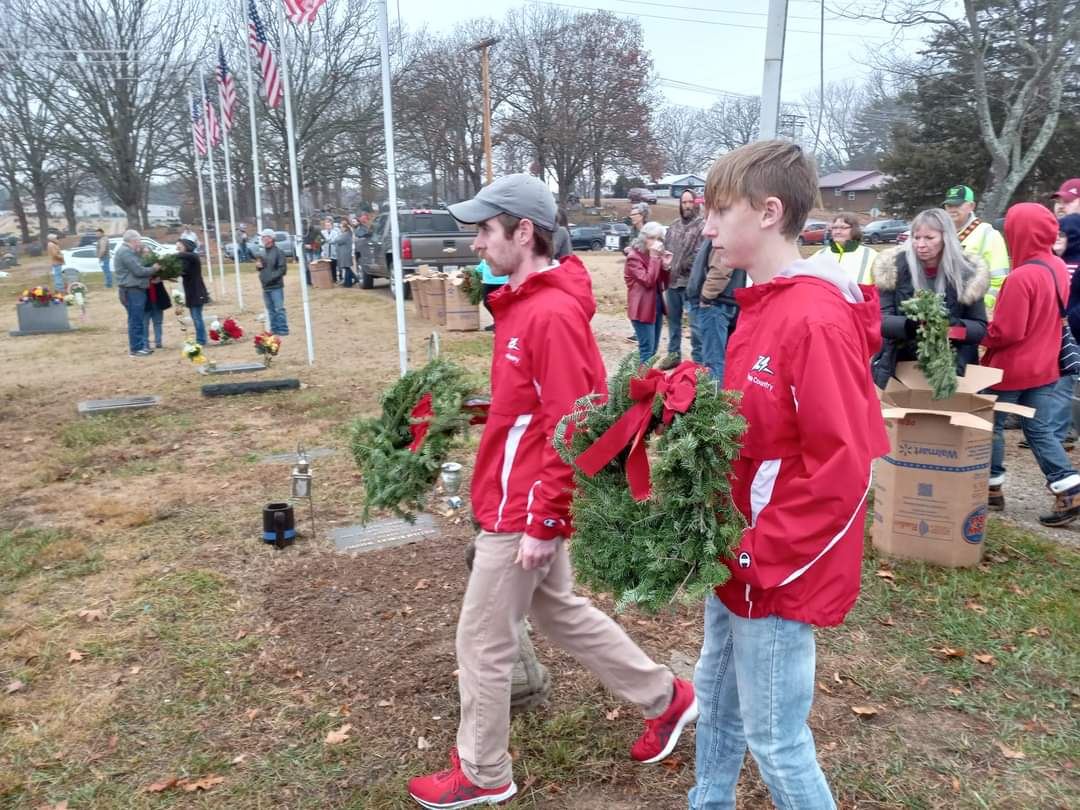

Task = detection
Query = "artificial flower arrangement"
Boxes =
[19,287,65,306]
[181,339,206,364]
[170,288,186,308]
[208,317,244,344]
[254,332,282,366]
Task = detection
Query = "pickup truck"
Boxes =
[359,210,479,295]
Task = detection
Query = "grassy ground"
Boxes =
[1,254,1077,809]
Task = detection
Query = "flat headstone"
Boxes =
[198,361,267,375]
[332,514,437,553]
[260,447,337,464]
[201,378,300,397]
[77,395,161,416]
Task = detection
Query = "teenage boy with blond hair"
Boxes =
[689,141,889,809]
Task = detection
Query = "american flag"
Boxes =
[248,0,283,108]
[283,0,328,25]
[217,45,237,131]
[205,98,222,148]
[191,98,207,156]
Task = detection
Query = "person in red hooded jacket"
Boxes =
[689,141,889,810]
[407,174,698,810]
[982,202,1080,526]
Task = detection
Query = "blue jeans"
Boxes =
[100,256,113,288]
[263,287,289,335]
[1050,375,1075,442]
[690,596,836,810]
[691,301,738,383]
[341,263,357,287]
[666,286,699,359]
[143,305,164,348]
[189,304,207,345]
[52,264,63,291]
[991,384,1077,487]
[119,287,149,353]
[631,292,663,364]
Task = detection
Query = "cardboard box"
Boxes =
[309,259,333,289]
[444,277,479,331]
[426,277,447,325]
[872,362,1033,567]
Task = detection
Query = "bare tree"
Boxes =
[839,0,1080,219]
[653,104,711,175]
[701,96,761,154]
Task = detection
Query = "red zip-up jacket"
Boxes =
[472,255,607,540]
[716,253,890,627]
[982,203,1069,391]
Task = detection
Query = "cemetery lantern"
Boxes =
[440,462,463,510]
[291,446,313,499]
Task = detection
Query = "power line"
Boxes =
[610,0,825,22]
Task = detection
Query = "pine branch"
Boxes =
[900,290,958,400]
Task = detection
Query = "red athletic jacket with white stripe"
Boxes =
[471,255,607,540]
[717,253,890,627]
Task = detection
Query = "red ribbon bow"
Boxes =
[574,361,700,501]
[408,393,434,453]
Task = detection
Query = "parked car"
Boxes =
[628,187,658,204]
[896,230,909,244]
[601,222,631,237]
[569,226,607,251]
[61,236,177,275]
[797,221,829,246]
[77,232,99,247]
[224,231,296,260]
[862,219,910,244]
[359,209,479,295]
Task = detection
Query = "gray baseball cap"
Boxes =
[449,173,556,232]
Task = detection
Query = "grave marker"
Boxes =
[331,514,437,553]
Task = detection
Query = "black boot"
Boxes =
[988,485,1004,512]
[1038,483,1080,527]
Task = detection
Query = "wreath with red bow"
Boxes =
[554,354,747,612]
[350,359,483,520]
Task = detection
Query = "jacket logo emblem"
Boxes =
[507,337,521,351]
[738,552,751,569]
[543,518,558,528]
[751,355,774,375]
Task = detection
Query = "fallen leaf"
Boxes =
[234,629,248,640]
[951,776,961,793]
[851,705,879,718]
[963,600,987,614]
[996,741,1026,760]
[77,609,104,622]
[1024,626,1050,637]
[817,681,833,695]
[659,754,684,772]
[833,672,843,684]
[605,707,621,721]
[974,653,995,666]
[67,649,85,663]
[5,680,25,694]
[417,736,433,750]
[146,776,179,793]
[1002,643,1017,652]
[107,735,119,752]
[182,774,225,792]
[244,708,260,722]
[325,724,352,745]
[947,687,964,696]
[128,666,141,675]
[376,698,394,708]
[875,569,896,582]
[1009,584,1027,596]
[875,615,895,627]
[413,579,431,590]
[337,703,352,718]
[934,646,966,659]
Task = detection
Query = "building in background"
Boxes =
[818,170,889,213]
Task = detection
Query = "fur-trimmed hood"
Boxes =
[873,245,990,305]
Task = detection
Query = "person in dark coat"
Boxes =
[143,276,172,350]
[176,238,210,345]
[871,208,990,389]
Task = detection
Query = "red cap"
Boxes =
[1052,178,1080,202]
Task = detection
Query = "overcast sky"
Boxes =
[396,0,933,108]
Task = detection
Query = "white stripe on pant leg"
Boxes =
[494,414,532,531]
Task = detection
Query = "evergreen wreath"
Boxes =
[900,289,958,399]
[554,354,747,612]
[350,359,480,521]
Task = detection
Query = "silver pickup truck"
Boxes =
[358,210,479,295]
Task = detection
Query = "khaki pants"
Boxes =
[456,531,674,787]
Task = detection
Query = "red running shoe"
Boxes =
[630,677,699,764]
[408,748,518,809]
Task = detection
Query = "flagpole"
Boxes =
[188,91,215,291]
[200,74,228,299]
[243,4,265,234]
[377,0,408,377]
[217,49,245,311]
[278,1,315,365]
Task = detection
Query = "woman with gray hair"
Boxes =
[624,220,671,364]
[871,208,989,388]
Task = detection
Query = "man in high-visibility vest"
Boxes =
[944,184,1010,313]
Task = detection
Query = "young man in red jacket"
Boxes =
[407,174,697,809]
[689,141,889,810]
[982,202,1080,526]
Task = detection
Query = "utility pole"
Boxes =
[470,37,500,185]
[758,0,789,140]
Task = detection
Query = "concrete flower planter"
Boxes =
[10,302,72,336]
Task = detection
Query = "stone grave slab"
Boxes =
[260,447,337,464]
[331,514,437,554]
[198,361,267,375]
[77,395,161,416]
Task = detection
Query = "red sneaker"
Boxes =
[630,677,699,764]
[408,748,518,809]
